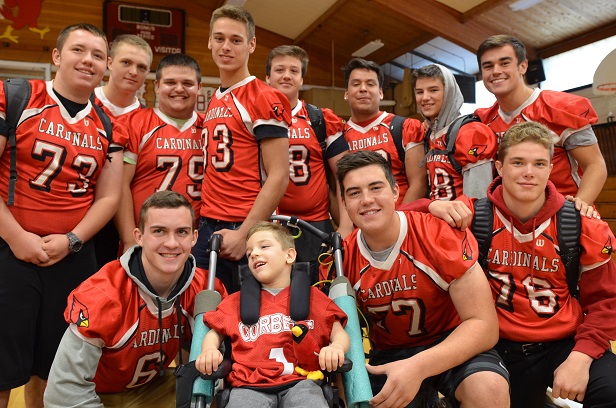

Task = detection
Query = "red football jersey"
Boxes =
[120,108,204,223]
[93,86,142,119]
[65,257,227,393]
[0,80,124,235]
[200,77,292,221]
[344,113,424,205]
[485,207,614,343]
[343,211,478,349]
[475,89,598,198]
[203,286,347,388]
[426,121,498,201]
[277,101,347,221]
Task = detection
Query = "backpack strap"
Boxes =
[389,115,406,164]
[239,264,311,325]
[3,78,32,206]
[557,200,581,298]
[305,103,327,152]
[471,197,494,270]
[420,114,480,173]
[89,92,113,144]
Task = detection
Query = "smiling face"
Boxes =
[52,29,108,102]
[154,65,201,119]
[108,43,151,95]
[134,206,197,288]
[414,76,445,121]
[246,230,296,289]
[480,44,528,99]
[266,54,303,107]
[208,17,255,86]
[345,68,383,121]
[342,164,399,238]
[495,141,552,220]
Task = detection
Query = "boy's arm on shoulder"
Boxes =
[569,143,607,205]
[44,327,104,408]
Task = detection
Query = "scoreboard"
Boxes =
[103,2,185,55]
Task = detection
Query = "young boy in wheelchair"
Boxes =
[195,221,350,407]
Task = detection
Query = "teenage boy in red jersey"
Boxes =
[44,191,226,407]
[335,150,510,407]
[265,45,352,260]
[415,121,616,407]
[0,23,125,408]
[414,64,497,201]
[195,5,292,292]
[343,58,427,207]
[476,34,607,207]
[115,54,204,251]
[92,34,152,268]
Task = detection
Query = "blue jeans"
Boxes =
[193,217,247,293]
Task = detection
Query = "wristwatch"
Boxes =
[66,232,83,254]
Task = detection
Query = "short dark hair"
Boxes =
[477,35,527,68]
[336,150,396,194]
[138,191,194,231]
[498,121,554,162]
[56,23,108,54]
[155,53,202,83]
[413,64,444,84]
[343,58,384,88]
[210,5,255,40]
[266,45,309,77]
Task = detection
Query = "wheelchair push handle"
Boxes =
[207,234,222,291]
[270,215,330,242]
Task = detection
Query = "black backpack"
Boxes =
[421,113,480,173]
[471,197,582,297]
[3,78,113,205]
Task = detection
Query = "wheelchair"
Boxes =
[176,216,372,408]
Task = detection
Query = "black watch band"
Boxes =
[66,232,83,254]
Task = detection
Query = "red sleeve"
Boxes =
[252,86,292,130]
[397,198,431,212]
[64,280,122,346]
[452,122,498,170]
[321,107,344,138]
[533,91,598,135]
[402,117,425,148]
[573,218,616,358]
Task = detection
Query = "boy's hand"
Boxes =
[319,343,345,372]
[195,349,223,375]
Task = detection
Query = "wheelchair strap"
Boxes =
[240,264,312,325]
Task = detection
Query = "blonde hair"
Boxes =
[246,221,295,250]
[498,121,554,161]
[110,34,153,65]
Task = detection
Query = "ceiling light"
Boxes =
[508,0,544,11]
[352,39,384,58]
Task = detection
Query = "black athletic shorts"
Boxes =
[0,238,96,390]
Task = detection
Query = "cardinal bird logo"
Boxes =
[602,236,613,255]
[291,321,323,381]
[271,102,284,119]
[461,232,474,261]
[468,144,487,157]
[69,295,90,328]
